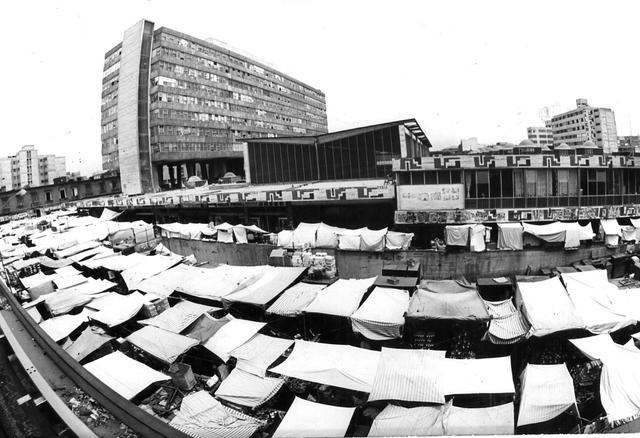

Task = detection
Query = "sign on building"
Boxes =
[397,184,464,211]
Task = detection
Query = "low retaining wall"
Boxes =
[161,237,634,281]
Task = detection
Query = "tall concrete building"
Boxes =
[526,126,553,148]
[102,19,328,195]
[548,98,618,153]
[0,146,67,192]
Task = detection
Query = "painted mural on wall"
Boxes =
[397,184,464,210]
[395,204,640,224]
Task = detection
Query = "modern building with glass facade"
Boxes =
[102,19,327,195]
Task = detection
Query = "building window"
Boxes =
[60,189,66,199]
[45,191,52,202]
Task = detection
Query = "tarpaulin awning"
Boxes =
[446,402,515,435]
[88,292,149,327]
[175,264,269,301]
[170,390,264,438]
[469,223,486,252]
[84,351,169,400]
[270,340,380,393]
[273,397,355,438]
[84,252,148,271]
[337,228,367,251]
[55,240,103,259]
[69,246,113,263]
[184,314,231,344]
[135,264,191,297]
[63,326,114,363]
[316,223,342,248]
[44,289,94,316]
[157,222,209,240]
[56,278,117,296]
[223,266,307,306]
[265,282,327,317]
[214,368,284,408]
[360,228,388,252]
[40,309,90,342]
[293,222,320,248]
[126,325,199,364]
[561,270,635,334]
[277,230,294,248]
[139,300,217,334]
[52,273,87,290]
[517,363,577,427]
[419,278,476,294]
[368,348,447,403]
[600,219,622,236]
[484,299,530,344]
[35,256,74,269]
[20,272,52,289]
[350,287,409,340]
[304,277,376,317]
[497,222,523,250]
[229,334,293,377]
[406,289,490,320]
[445,224,471,246]
[120,255,183,291]
[515,276,583,337]
[203,319,266,362]
[522,222,567,243]
[99,207,122,221]
[368,404,446,437]
[385,231,414,250]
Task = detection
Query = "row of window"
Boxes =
[151,142,237,153]
[152,125,274,140]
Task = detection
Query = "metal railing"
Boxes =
[465,194,640,209]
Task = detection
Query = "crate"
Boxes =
[140,296,170,318]
[167,362,196,391]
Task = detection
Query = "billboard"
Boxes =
[397,184,464,211]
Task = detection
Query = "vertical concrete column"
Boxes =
[201,162,209,182]
[186,162,196,178]
[176,164,183,187]
[169,165,176,188]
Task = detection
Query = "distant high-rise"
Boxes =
[526,126,553,148]
[0,145,67,191]
[102,19,328,195]
[548,99,618,153]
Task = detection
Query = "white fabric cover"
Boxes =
[120,255,182,291]
[360,228,388,252]
[293,222,320,248]
[84,252,148,271]
[517,363,577,426]
[368,404,445,437]
[469,224,486,252]
[497,223,524,250]
[217,229,234,243]
[229,334,294,377]
[203,319,266,362]
[126,325,199,364]
[270,340,380,393]
[350,287,409,340]
[64,326,113,362]
[40,310,90,342]
[44,289,94,316]
[446,402,515,435]
[561,270,635,334]
[516,277,583,337]
[445,225,471,246]
[570,334,640,423]
[84,351,169,400]
[277,230,294,248]
[88,292,149,327]
[175,264,269,300]
[135,264,192,297]
[385,231,414,250]
[266,282,327,317]
[522,222,566,243]
[630,218,640,241]
[224,266,307,306]
[337,228,366,250]
[99,208,122,221]
[316,223,342,248]
[55,240,103,259]
[170,390,263,438]
[305,277,376,317]
[621,225,636,241]
[273,397,355,438]
[232,226,248,244]
[215,368,284,408]
[139,300,216,334]
[600,219,622,236]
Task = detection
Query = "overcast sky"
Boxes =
[3,0,640,174]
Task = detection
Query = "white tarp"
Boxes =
[337,228,367,251]
[561,270,635,334]
[270,340,380,393]
[522,222,567,243]
[631,218,640,241]
[350,287,409,340]
[360,228,388,252]
[214,368,284,408]
[406,289,490,320]
[273,397,355,438]
[277,230,294,248]
[84,252,148,271]
[316,223,342,248]
[570,334,640,423]
[484,299,530,344]
[135,264,192,297]
[126,325,199,364]
[223,266,307,306]
[385,231,413,250]
[120,255,183,291]
[139,300,216,333]
[517,363,577,426]
[293,222,320,248]
[56,278,117,296]
[88,292,149,327]
[305,277,376,317]
[445,225,471,247]
[84,351,169,400]
[99,208,122,221]
[497,222,523,250]
[232,226,248,244]
[446,402,515,435]
[203,319,266,362]
[157,222,209,240]
[469,224,486,252]
[266,282,327,317]
[44,289,94,316]
[64,326,114,363]
[175,264,269,301]
[229,334,294,377]
[40,309,90,342]
[368,404,445,437]
[170,390,263,438]
[601,219,622,246]
[515,276,583,337]
[55,240,103,259]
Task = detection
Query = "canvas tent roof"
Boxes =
[266,282,327,317]
[446,402,515,435]
[497,222,523,250]
[214,368,284,408]
[360,227,388,251]
[350,287,409,340]
[134,264,191,297]
[120,255,183,291]
[175,264,268,301]
[229,334,293,377]
[270,340,380,393]
[84,252,148,271]
[515,276,583,337]
[368,404,445,437]
[304,277,376,317]
[223,266,307,306]
[139,300,218,334]
[600,219,622,236]
[126,325,199,364]
[273,397,355,438]
[484,299,530,344]
[203,319,266,362]
[63,326,114,363]
[84,351,169,400]
[385,231,413,250]
[406,289,490,320]
[419,278,476,294]
[170,390,263,438]
[87,292,149,327]
[517,363,577,427]
[40,309,90,342]
[44,289,94,316]
[184,314,231,344]
[293,222,320,248]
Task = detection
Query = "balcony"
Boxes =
[465,194,640,210]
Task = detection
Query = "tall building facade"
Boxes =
[547,98,618,153]
[0,146,67,192]
[526,126,553,148]
[102,19,328,195]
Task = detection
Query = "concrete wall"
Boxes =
[162,237,634,280]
